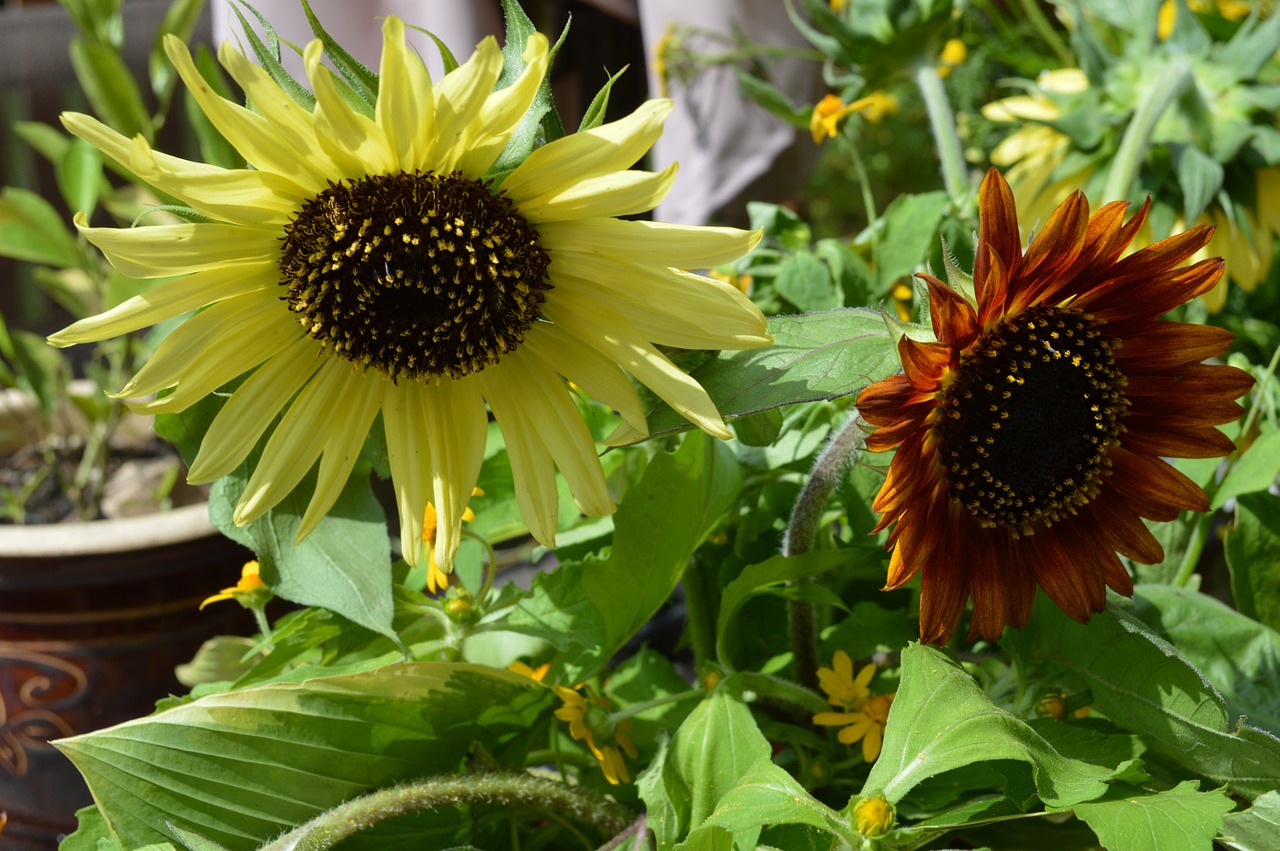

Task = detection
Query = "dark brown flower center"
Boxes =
[935,305,1127,532]
[278,171,551,381]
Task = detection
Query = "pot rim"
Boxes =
[0,502,219,556]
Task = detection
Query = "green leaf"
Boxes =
[69,37,153,139]
[1031,599,1280,799]
[226,0,317,111]
[578,67,628,132]
[862,644,1131,807]
[874,191,950,291]
[299,0,377,109]
[1172,145,1223,226]
[1227,492,1280,633]
[715,551,856,668]
[1220,790,1280,851]
[149,0,207,104]
[58,137,103,219]
[209,458,396,642]
[55,663,550,849]
[1070,781,1234,851]
[621,310,898,443]
[699,757,851,843]
[1127,584,1280,734]
[1213,427,1280,509]
[731,66,810,128]
[0,187,83,267]
[775,252,842,312]
[168,824,231,851]
[639,686,772,847]
[508,432,742,682]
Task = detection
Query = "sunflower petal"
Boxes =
[422,377,489,570]
[454,34,549,177]
[478,367,560,547]
[520,322,649,436]
[75,213,278,279]
[515,165,678,223]
[306,40,395,177]
[383,381,434,566]
[540,218,761,270]
[427,36,505,173]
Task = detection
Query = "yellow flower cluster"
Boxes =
[554,685,639,785]
[812,651,895,762]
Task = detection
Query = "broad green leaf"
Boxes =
[1031,599,1280,799]
[58,137,103,220]
[639,686,773,848]
[623,310,898,442]
[1227,492,1280,633]
[699,757,851,844]
[715,551,856,668]
[1213,427,1280,509]
[1128,584,1280,734]
[1220,790,1280,851]
[69,37,152,139]
[149,0,206,104]
[209,460,395,642]
[0,187,83,267]
[874,191,950,291]
[776,252,842,312]
[1172,144,1224,225]
[59,804,118,851]
[156,389,395,641]
[680,826,737,851]
[508,432,742,682]
[862,644,1130,807]
[1070,781,1234,851]
[56,663,550,850]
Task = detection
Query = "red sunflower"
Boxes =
[857,168,1254,644]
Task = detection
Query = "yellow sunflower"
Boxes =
[49,17,770,572]
[857,169,1253,644]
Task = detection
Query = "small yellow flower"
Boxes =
[199,560,268,610]
[509,660,551,682]
[815,692,895,762]
[1036,690,1091,720]
[809,92,898,143]
[709,268,752,296]
[891,281,914,322]
[423,487,483,594]
[853,793,895,837]
[553,685,639,785]
[816,650,875,711]
[1158,0,1178,39]
[936,38,967,78]
[831,0,849,11]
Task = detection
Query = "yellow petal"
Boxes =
[515,165,678,223]
[503,99,673,199]
[74,212,278,279]
[165,36,326,191]
[539,217,760,270]
[295,369,384,541]
[49,259,277,346]
[519,322,649,436]
[421,377,489,571]
[187,335,323,483]
[476,366,560,548]
[427,36,505,173]
[454,34,550,177]
[541,298,730,439]
[115,289,291,399]
[383,381,435,566]
[375,16,435,169]
[305,39,395,177]
[234,357,357,526]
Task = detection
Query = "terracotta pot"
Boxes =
[0,497,253,848]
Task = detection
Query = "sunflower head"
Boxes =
[857,168,1253,645]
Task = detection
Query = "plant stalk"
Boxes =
[782,415,866,690]
[1102,60,1193,203]
[916,64,968,200]
[260,772,636,851]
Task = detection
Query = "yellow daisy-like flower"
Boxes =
[814,692,895,762]
[936,38,967,78]
[809,91,898,143]
[423,486,482,593]
[553,685,638,785]
[49,17,770,574]
[816,650,875,711]
[199,560,267,610]
[508,660,551,682]
[853,794,895,837]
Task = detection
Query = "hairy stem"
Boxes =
[916,64,968,199]
[782,415,866,690]
[260,772,636,851]
[1102,60,1193,203]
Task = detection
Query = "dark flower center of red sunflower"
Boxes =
[935,305,1127,531]
[278,171,552,381]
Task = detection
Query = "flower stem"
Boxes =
[259,773,636,851]
[916,64,968,200]
[782,415,866,690]
[682,548,719,670]
[606,688,703,726]
[1102,60,1193,203]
